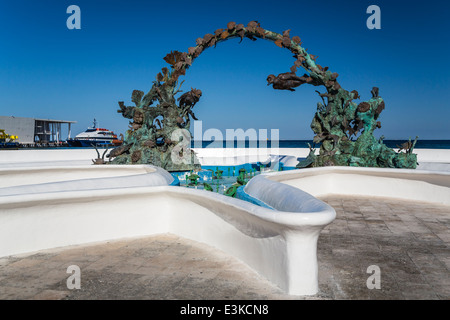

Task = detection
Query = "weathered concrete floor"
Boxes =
[0,196,448,300]
[317,195,449,299]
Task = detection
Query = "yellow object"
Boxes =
[0,129,18,141]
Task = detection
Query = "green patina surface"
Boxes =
[111,21,417,170]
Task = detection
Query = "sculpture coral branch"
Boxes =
[111,21,417,170]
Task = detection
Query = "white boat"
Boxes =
[67,119,122,147]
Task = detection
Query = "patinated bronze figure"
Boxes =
[110,21,417,170]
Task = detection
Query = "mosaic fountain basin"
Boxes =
[1,148,449,295]
[0,160,335,296]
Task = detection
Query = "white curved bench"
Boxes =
[264,166,450,205]
[0,164,335,296]
[0,165,175,196]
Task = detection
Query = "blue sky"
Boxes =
[0,0,449,140]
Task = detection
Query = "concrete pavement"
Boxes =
[0,195,448,300]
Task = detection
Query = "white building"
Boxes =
[0,116,76,144]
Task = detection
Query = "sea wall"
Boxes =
[1,148,449,168]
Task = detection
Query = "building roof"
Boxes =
[1,116,77,124]
[33,118,77,124]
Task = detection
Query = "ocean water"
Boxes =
[191,140,450,149]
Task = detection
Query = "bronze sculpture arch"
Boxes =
[112,21,417,171]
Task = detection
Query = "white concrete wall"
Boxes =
[1,148,449,296]
[193,148,312,166]
[412,149,450,163]
[0,149,106,168]
[0,165,174,196]
[0,184,336,296]
[0,165,156,188]
[0,152,336,296]
[0,116,35,143]
[2,147,449,167]
[264,166,450,206]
